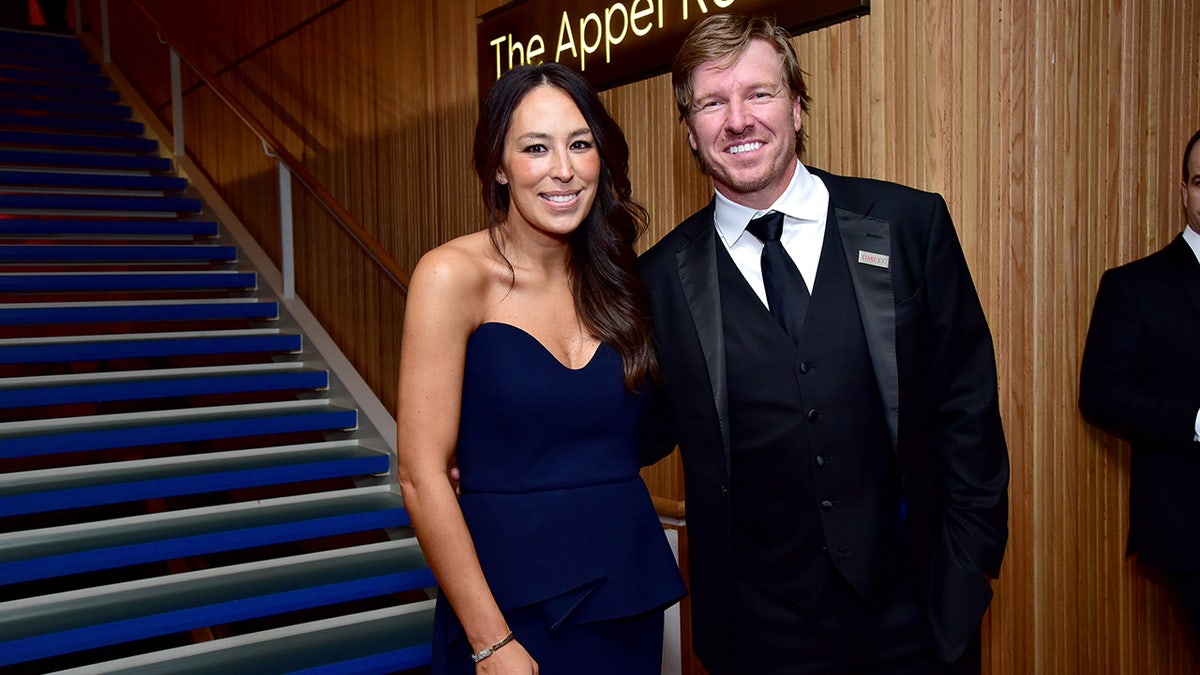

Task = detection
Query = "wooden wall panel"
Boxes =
[103,0,483,416]
[96,0,1200,671]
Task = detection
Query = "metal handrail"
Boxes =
[129,0,411,293]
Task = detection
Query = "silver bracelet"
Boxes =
[470,630,515,663]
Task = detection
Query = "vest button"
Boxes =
[798,361,810,374]
[806,409,820,422]
[820,500,833,511]
[815,455,825,467]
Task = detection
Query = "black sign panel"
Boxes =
[478,0,869,96]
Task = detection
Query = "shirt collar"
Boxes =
[713,160,828,244]
[1183,225,1200,265]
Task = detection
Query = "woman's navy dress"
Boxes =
[430,322,685,674]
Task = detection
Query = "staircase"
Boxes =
[0,28,435,673]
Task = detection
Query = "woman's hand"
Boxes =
[476,638,538,674]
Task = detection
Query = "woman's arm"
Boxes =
[396,246,536,673]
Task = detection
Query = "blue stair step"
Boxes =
[0,169,187,192]
[0,44,91,65]
[0,329,303,364]
[1,98,131,119]
[0,194,203,213]
[0,65,111,89]
[0,149,171,172]
[0,81,120,102]
[0,298,278,326]
[0,129,155,153]
[0,537,433,666]
[0,270,256,292]
[0,399,357,459]
[58,602,436,675]
[0,52,97,74]
[0,362,323,409]
[0,112,144,135]
[0,243,234,262]
[0,32,90,59]
[0,486,410,585]
[0,440,388,517]
[0,218,218,237]
[0,169,186,192]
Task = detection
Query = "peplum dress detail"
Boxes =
[430,322,685,673]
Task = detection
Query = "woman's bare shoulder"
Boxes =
[411,231,494,288]
[406,230,511,330]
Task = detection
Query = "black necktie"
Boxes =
[746,211,809,341]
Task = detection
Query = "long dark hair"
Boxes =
[473,63,658,390]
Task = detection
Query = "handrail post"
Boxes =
[169,48,184,157]
[277,161,296,300]
[99,0,110,63]
[125,0,410,293]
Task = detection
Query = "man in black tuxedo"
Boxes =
[1079,128,1200,646]
[639,13,1010,674]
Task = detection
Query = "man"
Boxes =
[1079,128,1200,646]
[639,14,1010,674]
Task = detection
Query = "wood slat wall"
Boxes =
[90,0,1200,671]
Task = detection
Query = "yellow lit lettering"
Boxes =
[578,12,603,71]
[604,4,630,63]
[556,11,578,62]
[682,0,710,22]
[507,34,526,69]
[489,35,507,80]
[630,0,654,36]
[527,34,546,64]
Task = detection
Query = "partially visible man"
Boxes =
[639,13,1010,675]
[1079,128,1200,647]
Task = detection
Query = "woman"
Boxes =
[397,63,685,674]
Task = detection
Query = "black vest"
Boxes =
[718,216,906,607]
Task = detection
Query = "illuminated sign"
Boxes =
[477,0,869,95]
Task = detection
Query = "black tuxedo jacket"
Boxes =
[1079,234,1200,571]
[638,166,1009,668]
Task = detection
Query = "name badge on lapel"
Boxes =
[857,250,890,269]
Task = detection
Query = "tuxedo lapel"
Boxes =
[835,206,900,451]
[674,203,732,468]
[1166,235,1200,318]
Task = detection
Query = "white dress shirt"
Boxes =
[713,160,830,310]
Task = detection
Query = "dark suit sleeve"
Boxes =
[638,246,681,468]
[909,194,1010,662]
[1079,269,1200,450]
[923,195,1010,579]
[639,379,677,466]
